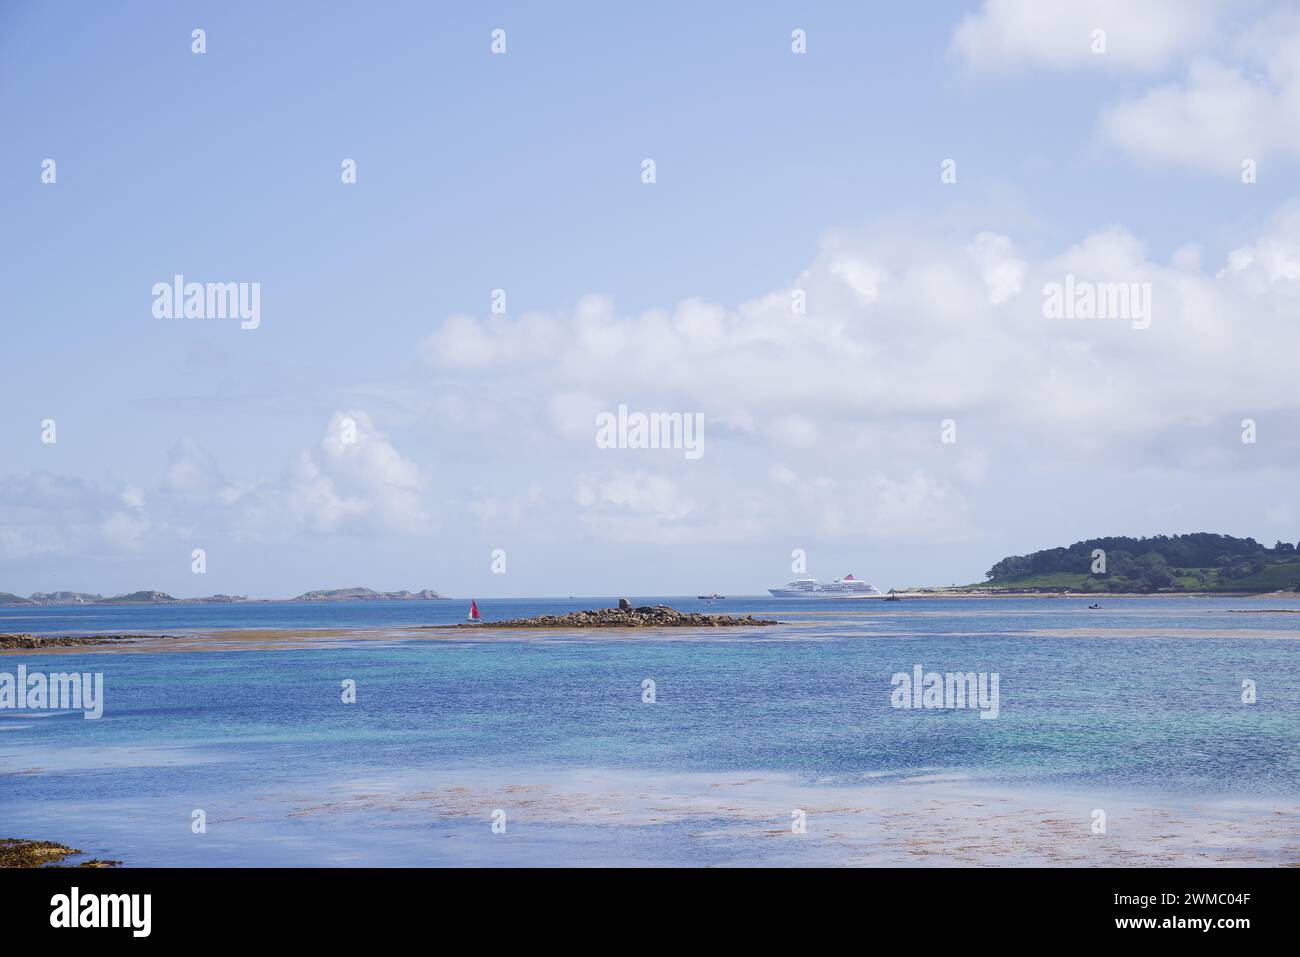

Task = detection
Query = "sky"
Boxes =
[2,0,1299,599]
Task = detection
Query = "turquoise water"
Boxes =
[0,597,1297,865]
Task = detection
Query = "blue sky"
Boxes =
[3,0,1299,598]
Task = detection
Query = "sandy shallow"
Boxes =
[8,760,1291,867]
[274,767,1300,867]
[4,616,1300,655]
[0,628,417,655]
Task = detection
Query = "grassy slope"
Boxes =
[1226,561,1300,591]
[957,572,1093,591]
[967,560,1300,593]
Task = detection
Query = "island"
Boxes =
[0,587,448,606]
[453,599,777,628]
[291,587,446,602]
[955,533,1300,594]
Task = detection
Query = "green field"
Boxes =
[956,572,1094,591]
[966,560,1300,593]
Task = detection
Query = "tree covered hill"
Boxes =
[977,533,1300,593]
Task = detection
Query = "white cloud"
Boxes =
[829,258,887,301]
[12,202,1300,560]
[285,449,370,533]
[421,205,1300,550]
[163,436,225,493]
[285,411,432,535]
[0,473,145,559]
[100,509,150,552]
[1218,206,1300,286]
[1101,58,1298,171]
[574,470,771,546]
[952,2,1300,173]
[950,0,1220,73]
[968,231,1026,304]
[0,411,434,560]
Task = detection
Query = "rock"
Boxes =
[456,603,777,629]
[0,634,174,649]
[0,838,121,868]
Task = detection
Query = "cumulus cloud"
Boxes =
[571,469,772,546]
[163,436,226,493]
[968,231,1027,304]
[0,411,433,560]
[952,2,1300,173]
[1218,207,1300,286]
[422,205,1300,549]
[292,410,431,534]
[0,473,120,556]
[1101,55,1300,171]
[570,464,975,547]
[0,472,147,559]
[950,0,1221,73]
[11,202,1300,560]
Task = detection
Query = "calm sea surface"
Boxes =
[1,597,1296,865]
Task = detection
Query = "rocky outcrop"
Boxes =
[0,838,120,868]
[0,634,171,649]
[458,604,777,629]
[98,591,176,604]
[28,592,102,604]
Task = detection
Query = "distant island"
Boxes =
[960,533,1300,594]
[291,588,446,602]
[0,587,448,606]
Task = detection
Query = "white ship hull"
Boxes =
[768,576,882,598]
[767,589,881,598]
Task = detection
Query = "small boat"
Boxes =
[467,599,481,623]
[696,593,725,600]
[883,589,902,602]
[1088,603,1101,609]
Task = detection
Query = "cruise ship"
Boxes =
[768,575,882,598]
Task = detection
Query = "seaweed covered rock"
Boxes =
[461,604,777,629]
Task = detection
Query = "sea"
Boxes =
[1,596,1297,866]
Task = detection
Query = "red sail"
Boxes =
[469,599,480,620]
